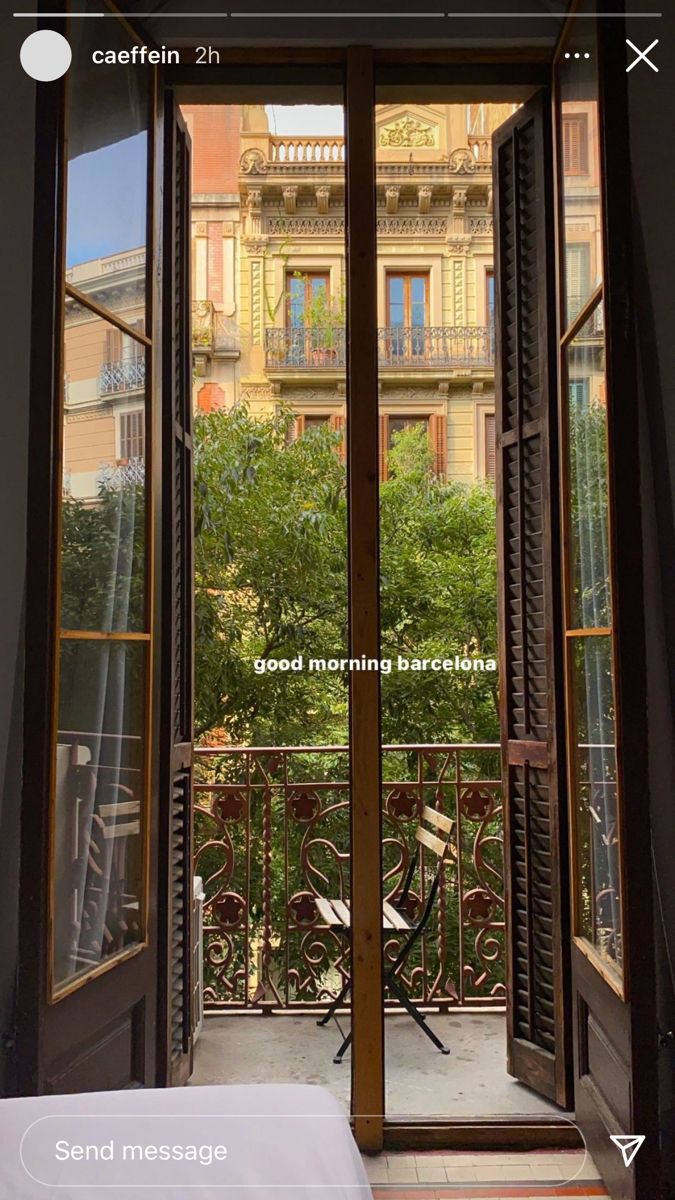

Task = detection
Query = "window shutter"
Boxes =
[429,413,447,478]
[330,412,346,461]
[493,94,572,1108]
[119,410,144,462]
[379,414,389,482]
[105,327,123,362]
[562,115,588,175]
[484,411,496,480]
[160,100,194,1087]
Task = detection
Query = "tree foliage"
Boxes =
[194,407,499,747]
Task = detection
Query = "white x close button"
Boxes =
[626,38,659,73]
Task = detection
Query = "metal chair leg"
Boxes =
[317,975,351,1027]
[332,1027,352,1064]
[387,973,450,1055]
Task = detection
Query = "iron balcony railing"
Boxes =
[567,294,605,336]
[265,326,495,370]
[99,357,145,395]
[194,743,504,1013]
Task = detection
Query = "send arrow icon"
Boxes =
[610,1135,645,1167]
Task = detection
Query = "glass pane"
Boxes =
[570,635,622,974]
[53,638,146,991]
[61,304,147,632]
[557,14,603,327]
[188,97,350,1109]
[377,98,506,1123]
[565,302,610,629]
[65,16,149,324]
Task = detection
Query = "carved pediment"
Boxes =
[378,114,438,149]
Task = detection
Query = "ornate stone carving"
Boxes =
[469,217,494,235]
[267,217,344,237]
[250,260,263,346]
[378,216,446,236]
[240,148,268,174]
[417,185,433,215]
[448,148,477,174]
[379,115,436,148]
[283,186,297,215]
[385,186,400,215]
[266,215,447,238]
[452,186,468,212]
[315,185,331,215]
[194,221,207,237]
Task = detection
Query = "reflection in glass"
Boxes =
[65,16,148,323]
[53,639,146,990]
[61,305,146,631]
[565,303,610,629]
[570,635,621,972]
[558,15,603,326]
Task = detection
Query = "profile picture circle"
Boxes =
[20,29,72,82]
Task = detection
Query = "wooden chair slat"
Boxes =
[422,805,453,835]
[99,801,140,818]
[102,820,140,839]
[331,899,351,926]
[316,897,341,926]
[415,825,448,858]
[382,901,410,931]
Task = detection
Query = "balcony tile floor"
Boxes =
[364,1150,605,1195]
[191,1011,559,1118]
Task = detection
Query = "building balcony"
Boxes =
[98,357,145,396]
[265,326,495,372]
[193,742,504,1014]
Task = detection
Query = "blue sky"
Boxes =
[66,133,148,268]
[66,110,343,267]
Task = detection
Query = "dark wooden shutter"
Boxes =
[378,413,389,482]
[493,93,572,1108]
[329,412,346,461]
[159,97,194,1087]
[429,412,447,478]
[484,412,496,481]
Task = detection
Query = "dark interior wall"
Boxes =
[0,13,36,1096]
[626,8,675,1185]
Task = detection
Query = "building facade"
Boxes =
[184,101,524,485]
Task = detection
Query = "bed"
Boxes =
[0,1083,373,1199]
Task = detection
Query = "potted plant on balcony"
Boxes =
[299,278,346,368]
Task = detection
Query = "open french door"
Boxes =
[493,92,573,1112]
[158,95,194,1088]
[553,15,659,1200]
[18,17,195,1093]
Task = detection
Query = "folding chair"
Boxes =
[315,805,457,1064]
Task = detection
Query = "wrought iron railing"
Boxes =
[194,743,504,1013]
[567,295,605,336]
[265,326,495,370]
[98,357,145,395]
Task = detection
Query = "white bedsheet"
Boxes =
[0,1083,373,1199]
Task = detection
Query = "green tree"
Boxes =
[193,407,498,747]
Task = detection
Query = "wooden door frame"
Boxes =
[18,21,652,1158]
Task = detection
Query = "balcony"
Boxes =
[98,357,145,396]
[190,743,560,1118]
[265,326,495,371]
[193,743,504,1013]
